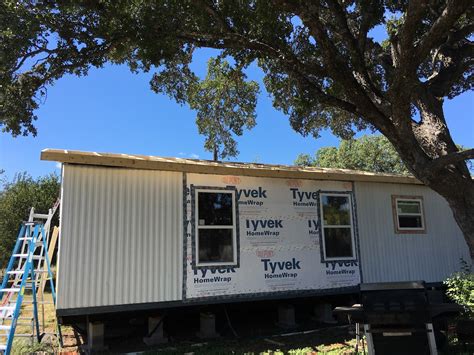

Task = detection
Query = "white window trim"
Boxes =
[320,192,356,261]
[395,197,425,231]
[195,188,238,267]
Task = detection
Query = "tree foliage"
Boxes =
[444,259,474,317]
[151,57,259,160]
[295,135,410,174]
[1,1,473,254]
[0,173,60,268]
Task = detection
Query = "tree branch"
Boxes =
[445,24,474,45]
[274,0,395,134]
[415,0,471,63]
[399,0,429,52]
[194,0,232,33]
[13,46,55,73]
[429,148,474,172]
[176,31,358,116]
[325,0,384,99]
[426,43,474,97]
[356,2,381,52]
[178,30,324,77]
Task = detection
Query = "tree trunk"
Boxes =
[425,170,474,260]
[447,191,474,260]
[388,90,474,261]
[418,93,473,259]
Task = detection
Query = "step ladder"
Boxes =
[0,202,61,354]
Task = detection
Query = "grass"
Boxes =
[7,291,58,354]
[139,326,359,355]
[440,335,474,355]
[11,339,56,355]
[5,292,80,354]
[139,331,474,355]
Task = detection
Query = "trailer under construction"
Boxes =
[39,149,469,322]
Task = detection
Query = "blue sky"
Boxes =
[0,47,473,181]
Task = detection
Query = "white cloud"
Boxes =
[55,162,62,169]
[176,152,199,159]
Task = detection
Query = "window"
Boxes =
[320,193,356,260]
[392,196,426,233]
[195,189,237,266]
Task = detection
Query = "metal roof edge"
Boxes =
[41,148,422,185]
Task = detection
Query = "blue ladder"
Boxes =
[0,222,57,354]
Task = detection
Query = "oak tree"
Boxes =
[295,135,410,174]
[151,57,258,161]
[0,173,60,268]
[1,1,473,255]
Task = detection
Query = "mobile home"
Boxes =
[40,149,470,322]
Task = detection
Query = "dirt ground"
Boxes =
[10,295,361,354]
[8,294,474,354]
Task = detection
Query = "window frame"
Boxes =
[319,192,357,262]
[392,195,426,234]
[194,188,238,267]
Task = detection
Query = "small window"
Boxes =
[195,189,237,266]
[392,196,426,233]
[320,193,356,260]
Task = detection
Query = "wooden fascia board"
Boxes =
[41,149,422,185]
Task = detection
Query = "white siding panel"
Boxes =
[57,165,183,310]
[355,182,470,283]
